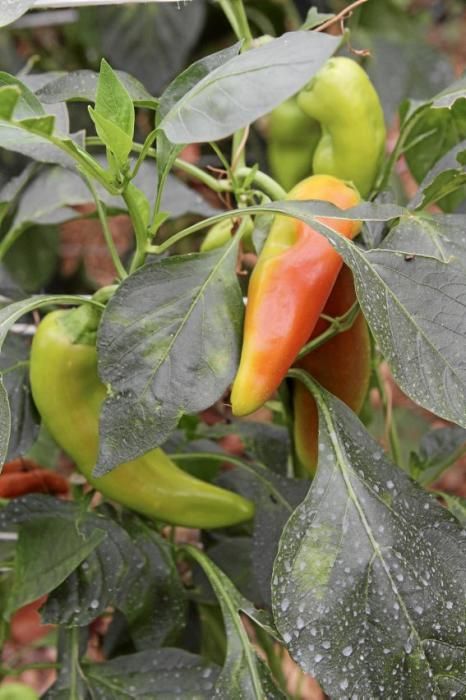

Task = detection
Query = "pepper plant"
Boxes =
[0,1,466,698]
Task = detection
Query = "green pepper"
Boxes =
[267,97,321,191]
[0,683,39,700]
[297,57,386,198]
[29,305,254,529]
[200,216,254,253]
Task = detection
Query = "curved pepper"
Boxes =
[29,307,254,529]
[297,57,386,198]
[267,97,321,191]
[230,174,361,417]
[293,265,371,475]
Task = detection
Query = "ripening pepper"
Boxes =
[267,97,321,191]
[293,265,371,475]
[230,174,361,417]
[297,57,386,198]
[29,306,254,529]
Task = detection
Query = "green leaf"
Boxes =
[0,494,148,627]
[119,517,186,650]
[218,462,308,607]
[410,425,466,486]
[36,69,156,109]
[200,421,290,475]
[156,42,240,185]
[0,86,20,120]
[84,648,219,698]
[80,2,207,96]
[42,508,145,626]
[96,245,243,473]
[4,512,105,614]
[89,107,133,170]
[440,493,466,526]
[186,546,285,699]
[159,31,339,144]
[273,381,466,697]
[383,211,466,267]
[258,200,466,429]
[0,72,45,119]
[0,163,36,228]
[410,140,466,211]
[404,99,466,212]
[302,8,334,30]
[0,333,39,461]
[0,0,35,27]
[18,115,55,137]
[95,59,135,143]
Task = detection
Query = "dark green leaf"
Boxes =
[187,546,285,699]
[273,383,466,697]
[200,421,290,475]
[411,425,466,486]
[42,510,145,626]
[119,518,186,650]
[84,2,206,96]
[85,648,219,699]
[405,99,466,212]
[258,200,466,429]
[410,140,466,211]
[1,503,106,614]
[219,463,308,607]
[0,333,39,460]
[382,212,466,267]
[96,246,243,473]
[193,536,260,604]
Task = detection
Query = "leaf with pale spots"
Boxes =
[96,245,243,473]
[272,382,466,698]
[259,201,466,429]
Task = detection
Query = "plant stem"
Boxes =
[297,301,360,358]
[86,137,286,201]
[69,626,80,700]
[123,184,149,274]
[82,174,128,280]
[0,662,60,677]
[373,362,403,468]
[146,209,249,255]
[235,167,286,200]
[231,0,254,47]
[86,136,233,194]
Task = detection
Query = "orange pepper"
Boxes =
[230,174,361,416]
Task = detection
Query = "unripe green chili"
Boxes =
[297,57,386,198]
[29,306,254,529]
[267,97,321,191]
